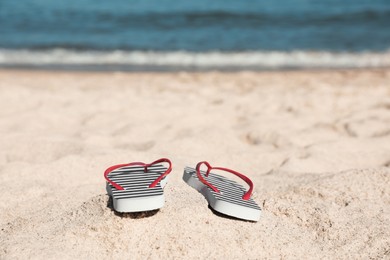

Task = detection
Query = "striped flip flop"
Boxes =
[104,158,172,213]
[183,161,261,221]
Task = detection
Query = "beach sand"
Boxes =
[0,69,389,259]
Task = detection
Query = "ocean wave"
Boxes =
[0,49,389,70]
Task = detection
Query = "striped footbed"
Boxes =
[107,164,167,200]
[185,167,260,210]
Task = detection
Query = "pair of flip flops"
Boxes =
[104,158,261,221]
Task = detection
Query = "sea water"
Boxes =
[0,0,389,70]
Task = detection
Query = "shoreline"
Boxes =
[1,66,390,74]
[1,49,390,72]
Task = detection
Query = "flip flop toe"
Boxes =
[104,158,172,213]
[183,161,261,221]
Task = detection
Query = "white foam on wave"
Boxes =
[0,49,389,69]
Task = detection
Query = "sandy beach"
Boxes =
[0,68,389,259]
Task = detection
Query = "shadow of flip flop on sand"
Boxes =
[207,205,257,223]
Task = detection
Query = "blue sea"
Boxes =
[0,0,389,70]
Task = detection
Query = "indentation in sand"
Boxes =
[243,131,292,148]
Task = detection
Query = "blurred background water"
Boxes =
[0,0,389,70]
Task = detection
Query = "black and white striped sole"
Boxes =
[106,164,169,213]
[183,166,261,221]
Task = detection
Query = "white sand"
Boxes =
[0,69,389,259]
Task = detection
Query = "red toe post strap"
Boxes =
[146,158,172,188]
[104,158,172,190]
[195,161,254,200]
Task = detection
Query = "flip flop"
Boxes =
[183,161,261,221]
[104,158,172,213]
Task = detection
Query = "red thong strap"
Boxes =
[104,158,172,191]
[195,161,254,200]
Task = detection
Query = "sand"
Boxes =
[0,69,389,259]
